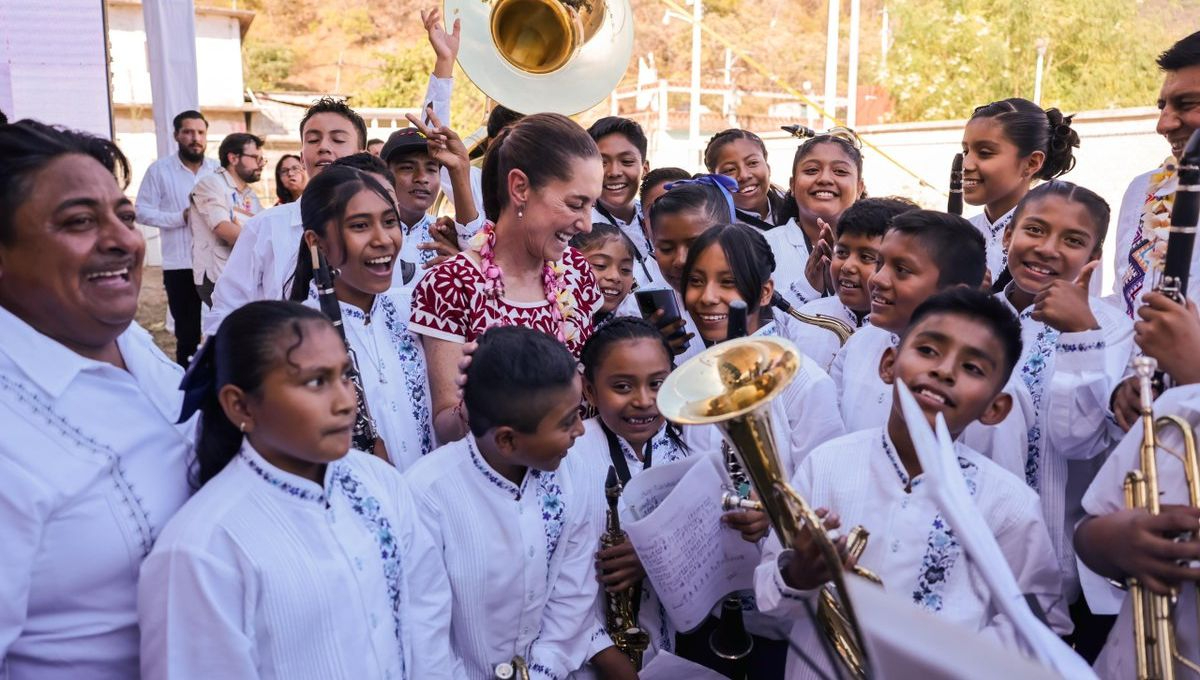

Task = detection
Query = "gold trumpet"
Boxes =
[658,336,875,678]
[771,292,855,345]
[1124,356,1200,680]
[493,656,529,680]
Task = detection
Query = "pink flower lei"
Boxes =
[472,221,575,343]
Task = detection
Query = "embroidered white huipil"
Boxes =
[0,306,191,680]
[138,445,455,680]
[203,201,301,335]
[571,418,715,666]
[969,207,1016,282]
[1081,385,1200,680]
[405,437,599,679]
[763,218,825,308]
[775,294,868,371]
[829,323,1032,479]
[754,428,1070,680]
[304,289,434,470]
[997,286,1134,598]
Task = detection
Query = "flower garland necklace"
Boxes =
[470,221,578,344]
[1140,156,1179,276]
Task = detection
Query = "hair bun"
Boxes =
[1040,108,1079,179]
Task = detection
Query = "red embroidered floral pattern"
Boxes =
[409,248,601,357]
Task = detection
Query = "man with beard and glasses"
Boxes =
[188,132,264,308]
[134,110,217,366]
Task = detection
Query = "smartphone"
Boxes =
[635,288,690,351]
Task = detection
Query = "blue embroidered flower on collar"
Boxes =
[241,452,328,505]
[910,456,980,612]
[467,437,531,500]
[532,469,565,561]
[379,295,434,456]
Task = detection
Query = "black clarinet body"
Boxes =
[948,153,964,216]
[310,247,381,454]
[1160,129,1200,303]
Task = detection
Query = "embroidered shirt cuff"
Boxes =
[406,322,466,344]
[773,550,820,601]
[1055,328,1106,372]
[587,626,615,661]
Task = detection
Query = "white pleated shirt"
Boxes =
[134,154,218,270]
[968,207,1016,283]
[405,437,600,679]
[303,289,433,470]
[763,218,826,309]
[755,427,1070,680]
[138,444,455,680]
[997,287,1134,598]
[0,306,192,680]
[775,294,868,372]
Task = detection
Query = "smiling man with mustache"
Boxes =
[0,121,192,679]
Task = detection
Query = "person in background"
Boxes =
[587,116,660,289]
[0,120,192,680]
[638,167,691,214]
[135,109,218,366]
[569,222,640,326]
[188,131,264,307]
[704,128,789,230]
[367,138,385,157]
[274,153,307,205]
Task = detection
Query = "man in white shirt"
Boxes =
[135,110,217,365]
[203,98,366,335]
[188,132,263,307]
[0,120,192,680]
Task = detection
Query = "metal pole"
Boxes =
[689,0,703,167]
[822,0,840,129]
[1033,38,1048,105]
[847,0,860,128]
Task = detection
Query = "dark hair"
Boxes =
[904,287,1024,384]
[580,316,688,452]
[366,138,384,147]
[639,166,691,207]
[192,300,332,487]
[481,112,599,222]
[287,164,396,300]
[217,132,263,169]
[569,221,638,260]
[300,97,368,149]
[836,196,918,240]
[1010,179,1111,249]
[681,223,776,314]
[776,136,867,225]
[172,109,207,133]
[332,151,389,177]
[703,128,768,172]
[0,109,7,126]
[274,153,303,204]
[648,182,732,234]
[487,104,525,139]
[0,119,131,244]
[970,98,1078,181]
[464,326,579,436]
[1158,31,1200,71]
[887,210,986,288]
[587,116,648,160]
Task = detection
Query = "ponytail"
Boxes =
[970,98,1078,181]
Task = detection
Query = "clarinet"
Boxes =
[309,245,381,454]
[948,153,964,216]
[1159,129,1200,304]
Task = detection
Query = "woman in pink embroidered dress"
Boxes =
[409,113,604,442]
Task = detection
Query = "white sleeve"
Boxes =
[753,459,821,618]
[784,364,846,472]
[393,478,459,679]
[528,512,605,679]
[0,458,48,660]
[137,547,259,680]
[135,165,186,230]
[1045,313,1134,461]
[990,491,1072,637]
[203,214,265,335]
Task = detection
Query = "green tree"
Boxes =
[244,42,295,91]
[358,46,488,134]
[882,0,1174,121]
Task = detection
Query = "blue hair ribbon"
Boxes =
[662,173,739,222]
[177,335,218,424]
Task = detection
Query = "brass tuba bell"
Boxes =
[444,0,634,116]
[657,336,875,678]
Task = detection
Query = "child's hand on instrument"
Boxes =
[781,507,845,591]
[723,507,770,543]
[1101,506,1200,595]
[1135,291,1200,385]
[1032,260,1099,333]
[595,540,645,593]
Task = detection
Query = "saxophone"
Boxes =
[601,466,651,669]
[771,292,855,345]
[492,657,529,680]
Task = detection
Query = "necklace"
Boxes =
[471,221,576,344]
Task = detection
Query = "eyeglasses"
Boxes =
[280,166,304,176]
[239,152,267,166]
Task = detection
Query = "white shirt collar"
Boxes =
[237,440,345,505]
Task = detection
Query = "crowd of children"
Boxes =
[2,15,1200,680]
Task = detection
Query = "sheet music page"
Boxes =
[621,454,702,521]
[624,453,759,632]
[638,650,729,680]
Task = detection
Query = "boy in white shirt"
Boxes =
[782,196,916,370]
[405,327,636,680]
[757,288,1070,680]
[586,117,662,290]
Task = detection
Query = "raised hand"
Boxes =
[421,7,461,77]
[1031,260,1099,333]
[405,109,470,173]
[804,218,836,295]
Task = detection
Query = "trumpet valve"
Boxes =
[721,491,762,512]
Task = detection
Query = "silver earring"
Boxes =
[239,421,246,433]
[517,205,524,219]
